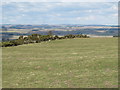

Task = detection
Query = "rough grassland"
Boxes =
[2,38,118,88]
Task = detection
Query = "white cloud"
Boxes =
[112,13,118,17]
[17,3,54,12]
[2,0,120,2]
[2,2,118,24]
[76,15,95,21]
[21,14,26,16]
[111,5,118,10]
[87,10,92,13]
[8,19,17,22]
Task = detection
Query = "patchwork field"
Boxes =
[2,38,118,88]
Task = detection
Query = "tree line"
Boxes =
[1,33,89,47]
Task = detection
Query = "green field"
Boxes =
[2,38,118,88]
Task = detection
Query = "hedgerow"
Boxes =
[1,34,89,47]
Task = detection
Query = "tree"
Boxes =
[54,35,59,39]
[19,35,24,39]
[47,31,53,36]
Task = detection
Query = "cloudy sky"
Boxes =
[2,2,118,25]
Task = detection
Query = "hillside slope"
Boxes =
[2,38,118,88]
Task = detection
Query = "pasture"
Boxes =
[2,38,118,88]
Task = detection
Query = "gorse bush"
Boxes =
[10,39,24,45]
[1,34,89,47]
[2,42,14,47]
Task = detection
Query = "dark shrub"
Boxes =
[2,41,14,47]
[2,34,89,47]
[10,39,24,46]
[54,35,59,39]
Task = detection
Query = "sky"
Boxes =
[2,0,120,2]
[1,1,118,25]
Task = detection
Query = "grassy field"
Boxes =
[2,38,118,88]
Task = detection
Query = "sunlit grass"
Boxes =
[2,38,118,88]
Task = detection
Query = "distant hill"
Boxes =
[1,24,118,41]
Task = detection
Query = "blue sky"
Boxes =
[2,2,118,25]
